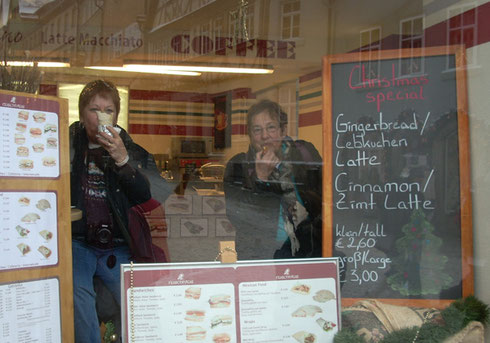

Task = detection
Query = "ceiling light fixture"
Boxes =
[37,61,71,68]
[85,66,201,76]
[0,61,70,67]
[123,64,274,74]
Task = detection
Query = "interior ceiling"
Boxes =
[16,0,423,91]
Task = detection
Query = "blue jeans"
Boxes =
[72,239,130,343]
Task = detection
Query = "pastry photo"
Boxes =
[15,225,30,237]
[292,331,316,343]
[38,245,52,258]
[17,243,31,255]
[291,283,311,295]
[291,305,322,317]
[316,317,336,332]
[313,289,335,303]
[21,212,40,223]
[18,196,30,206]
[39,230,53,241]
[36,199,51,211]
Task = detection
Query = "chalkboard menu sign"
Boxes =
[322,47,473,307]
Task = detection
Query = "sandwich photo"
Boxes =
[19,159,34,170]
[33,112,46,123]
[292,331,316,343]
[210,315,232,328]
[36,199,51,211]
[18,196,30,206]
[316,317,336,332]
[292,305,322,317]
[212,333,231,343]
[185,310,206,322]
[21,212,40,223]
[208,294,231,308]
[185,326,206,341]
[15,225,30,237]
[32,143,45,153]
[44,123,57,133]
[15,133,26,145]
[313,289,335,303]
[46,137,57,148]
[18,110,29,121]
[185,286,202,300]
[16,122,27,132]
[29,127,42,137]
[39,230,53,241]
[291,283,311,295]
[42,157,56,167]
[38,245,52,258]
[16,146,29,157]
[17,243,30,255]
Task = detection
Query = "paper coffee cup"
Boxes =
[97,111,114,136]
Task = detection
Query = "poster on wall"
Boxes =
[0,93,60,178]
[213,94,231,149]
[121,258,341,343]
[322,46,472,307]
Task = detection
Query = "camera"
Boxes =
[87,224,113,247]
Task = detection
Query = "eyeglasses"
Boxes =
[251,124,280,136]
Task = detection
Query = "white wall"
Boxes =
[467,41,490,341]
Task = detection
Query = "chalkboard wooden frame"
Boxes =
[322,46,473,308]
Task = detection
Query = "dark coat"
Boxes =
[69,121,153,242]
[224,137,323,260]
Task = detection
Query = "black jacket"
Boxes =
[70,122,154,242]
[224,137,323,260]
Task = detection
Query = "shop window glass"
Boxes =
[2,5,490,339]
[281,0,300,39]
[448,4,477,65]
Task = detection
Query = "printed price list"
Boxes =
[0,278,61,343]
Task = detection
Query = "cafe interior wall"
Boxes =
[2,0,490,331]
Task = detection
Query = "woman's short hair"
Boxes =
[78,80,120,119]
[247,99,288,136]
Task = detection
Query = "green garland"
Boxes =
[334,296,489,343]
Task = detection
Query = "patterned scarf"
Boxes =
[270,139,306,256]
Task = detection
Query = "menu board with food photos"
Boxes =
[121,258,341,343]
[0,92,60,178]
[0,191,58,270]
[0,89,73,342]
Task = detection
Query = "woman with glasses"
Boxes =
[224,99,323,260]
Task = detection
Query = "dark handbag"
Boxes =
[128,198,168,263]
